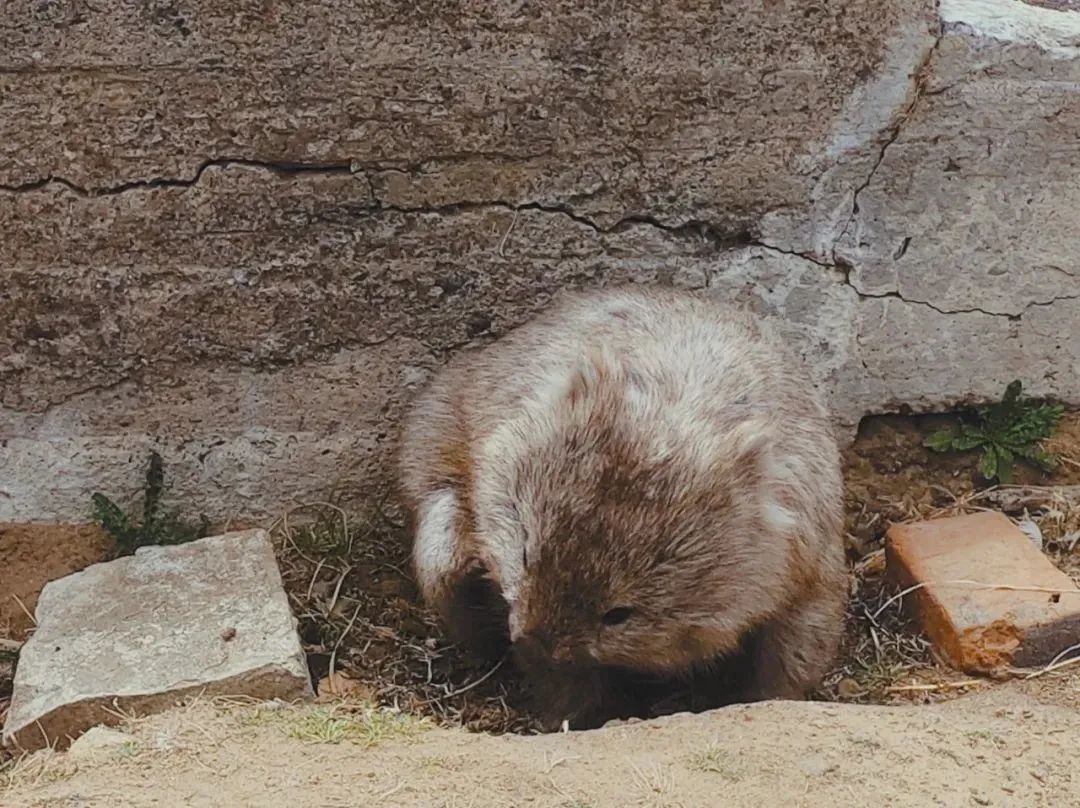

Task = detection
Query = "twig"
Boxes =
[328,603,363,679]
[1015,642,1080,680]
[279,511,319,567]
[305,557,327,600]
[10,595,35,627]
[884,680,981,693]
[975,485,1080,512]
[325,565,353,619]
[429,658,506,701]
[872,579,1080,620]
[544,752,581,773]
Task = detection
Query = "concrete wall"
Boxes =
[3,0,1079,521]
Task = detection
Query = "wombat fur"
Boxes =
[397,286,847,729]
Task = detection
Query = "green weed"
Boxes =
[925,380,1063,483]
[91,451,209,558]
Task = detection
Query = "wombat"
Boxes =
[398,286,847,729]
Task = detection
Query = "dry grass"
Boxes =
[818,550,953,702]
[270,500,539,734]
[252,703,430,747]
[689,743,745,781]
[0,748,79,795]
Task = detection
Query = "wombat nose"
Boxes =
[513,632,585,672]
[513,632,556,669]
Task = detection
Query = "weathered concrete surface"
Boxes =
[2,529,312,751]
[834,0,1080,413]
[2,1,1079,521]
[886,512,1080,673]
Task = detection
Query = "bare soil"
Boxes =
[3,678,1079,807]
[0,523,111,642]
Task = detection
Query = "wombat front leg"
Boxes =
[743,580,847,701]
[412,489,509,662]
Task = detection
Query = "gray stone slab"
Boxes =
[2,529,312,751]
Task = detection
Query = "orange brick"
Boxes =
[885,511,1080,673]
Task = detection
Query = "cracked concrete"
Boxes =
[3,0,1080,522]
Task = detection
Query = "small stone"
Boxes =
[885,512,1080,673]
[67,726,136,760]
[2,529,313,751]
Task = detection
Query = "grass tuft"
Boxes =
[251,703,429,747]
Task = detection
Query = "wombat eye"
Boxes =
[602,607,633,626]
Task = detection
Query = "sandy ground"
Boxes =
[3,674,1079,808]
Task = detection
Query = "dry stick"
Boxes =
[975,484,1080,511]
[10,595,36,628]
[324,565,353,619]
[328,603,364,681]
[305,557,327,600]
[1022,655,1080,680]
[872,579,1080,621]
[884,680,981,693]
[1042,641,1080,671]
[1015,642,1080,681]
[279,511,320,568]
[426,657,507,702]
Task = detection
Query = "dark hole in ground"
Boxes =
[272,410,1080,735]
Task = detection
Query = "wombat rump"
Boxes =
[398,286,847,729]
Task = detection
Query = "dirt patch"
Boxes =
[4,682,1080,808]
[843,410,1080,557]
[0,523,111,640]
[0,523,112,744]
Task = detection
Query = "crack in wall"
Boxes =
[5,155,1072,322]
[0,158,355,196]
[833,28,946,262]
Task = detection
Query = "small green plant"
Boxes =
[91,451,209,558]
[924,380,1064,483]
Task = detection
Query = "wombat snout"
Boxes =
[512,632,588,671]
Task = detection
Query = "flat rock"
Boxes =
[885,511,1080,673]
[2,529,312,751]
